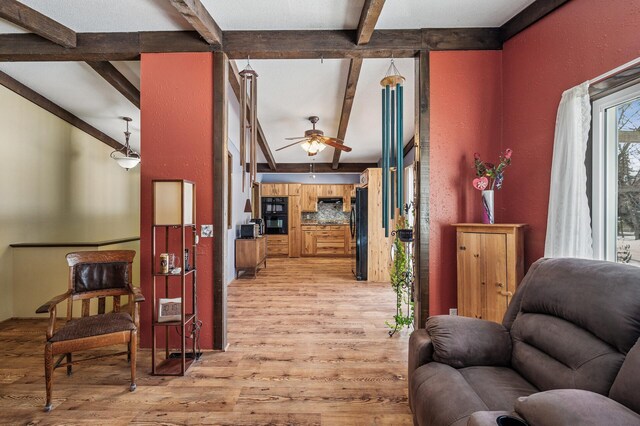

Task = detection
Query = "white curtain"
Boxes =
[544,82,593,259]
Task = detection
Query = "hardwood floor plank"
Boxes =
[0,258,411,424]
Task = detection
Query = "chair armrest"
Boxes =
[426,315,512,368]
[35,291,71,314]
[515,389,640,426]
[129,285,145,303]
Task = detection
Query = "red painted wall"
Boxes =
[501,0,640,268]
[429,50,503,315]
[140,53,214,349]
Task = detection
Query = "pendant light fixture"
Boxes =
[111,117,140,171]
[380,58,405,237]
[239,57,258,191]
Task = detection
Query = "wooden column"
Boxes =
[213,51,228,350]
[414,50,430,327]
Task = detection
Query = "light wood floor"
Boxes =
[0,257,412,425]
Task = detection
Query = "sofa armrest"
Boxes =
[426,315,512,368]
[515,389,640,426]
[408,329,433,410]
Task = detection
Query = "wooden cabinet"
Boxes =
[266,235,289,257]
[301,185,318,212]
[235,236,267,278]
[301,225,349,256]
[318,185,340,197]
[288,196,301,257]
[454,224,526,323]
[342,185,353,212]
[261,183,288,196]
[288,184,302,196]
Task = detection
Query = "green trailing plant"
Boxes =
[386,217,414,335]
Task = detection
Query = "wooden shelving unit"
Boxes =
[151,179,199,376]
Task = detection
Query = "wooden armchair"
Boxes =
[36,250,145,412]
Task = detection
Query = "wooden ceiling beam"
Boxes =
[0,71,121,150]
[500,0,571,42]
[86,61,140,108]
[228,60,277,171]
[168,0,223,46]
[0,28,503,62]
[0,0,76,48]
[403,136,415,158]
[255,162,376,174]
[356,0,386,45]
[332,58,363,170]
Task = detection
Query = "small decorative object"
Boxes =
[160,253,169,274]
[472,149,513,224]
[111,116,140,170]
[380,58,405,237]
[184,249,190,271]
[158,297,182,322]
[167,253,177,271]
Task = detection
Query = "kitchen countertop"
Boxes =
[301,222,349,226]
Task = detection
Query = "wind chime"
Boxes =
[380,59,405,237]
[239,58,258,191]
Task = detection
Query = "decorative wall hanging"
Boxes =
[380,59,405,237]
[239,59,258,191]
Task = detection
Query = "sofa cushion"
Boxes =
[610,339,640,414]
[411,363,537,426]
[511,313,624,394]
[49,312,135,342]
[516,258,640,354]
[515,389,640,426]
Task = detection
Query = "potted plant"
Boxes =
[386,216,414,336]
[472,149,513,224]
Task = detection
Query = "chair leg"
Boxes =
[127,342,131,363]
[66,353,72,376]
[44,344,53,412]
[129,330,137,392]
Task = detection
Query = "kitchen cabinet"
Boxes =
[318,185,341,197]
[288,196,301,257]
[342,185,353,212]
[266,235,289,257]
[235,236,267,278]
[301,185,318,212]
[454,224,526,323]
[301,225,350,256]
[288,184,302,196]
[262,183,288,196]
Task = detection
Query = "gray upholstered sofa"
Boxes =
[409,258,640,426]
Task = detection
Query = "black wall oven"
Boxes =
[262,197,288,234]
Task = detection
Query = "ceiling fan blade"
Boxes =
[320,136,344,143]
[322,138,352,152]
[276,139,308,151]
[285,136,306,140]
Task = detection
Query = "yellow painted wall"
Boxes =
[0,85,140,320]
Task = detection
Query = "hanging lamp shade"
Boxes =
[244,199,253,213]
[111,117,141,171]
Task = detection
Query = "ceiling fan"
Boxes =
[276,116,352,156]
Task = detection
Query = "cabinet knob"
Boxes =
[496,282,504,288]
[498,290,513,297]
[459,246,466,250]
[473,253,479,258]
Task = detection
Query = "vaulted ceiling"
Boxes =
[0,0,540,168]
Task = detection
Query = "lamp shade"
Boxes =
[114,156,141,170]
[153,180,196,225]
[244,199,253,214]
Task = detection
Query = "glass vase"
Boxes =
[482,190,495,224]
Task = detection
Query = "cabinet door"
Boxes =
[302,231,316,255]
[457,232,483,319]
[482,233,509,323]
[342,185,352,212]
[288,184,302,196]
[288,196,301,257]
[262,183,287,196]
[301,185,318,212]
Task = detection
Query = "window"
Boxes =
[592,83,640,266]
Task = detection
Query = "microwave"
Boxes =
[239,224,259,239]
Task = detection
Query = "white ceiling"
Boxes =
[0,1,532,166]
[0,62,141,151]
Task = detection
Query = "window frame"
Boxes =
[591,83,640,261]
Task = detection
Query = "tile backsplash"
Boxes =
[302,201,350,224]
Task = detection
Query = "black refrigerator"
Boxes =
[351,187,368,280]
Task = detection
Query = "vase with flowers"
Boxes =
[472,149,513,224]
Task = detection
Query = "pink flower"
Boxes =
[474,152,481,160]
[504,148,513,159]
